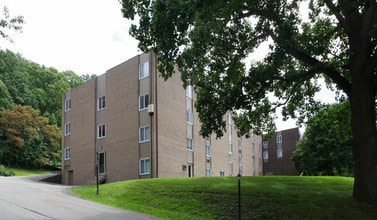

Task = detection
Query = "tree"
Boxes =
[0,104,61,168]
[292,101,353,176]
[0,49,84,126]
[0,6,24,42]
[121,0,377,205]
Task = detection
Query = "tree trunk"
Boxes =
[350,78,377,206]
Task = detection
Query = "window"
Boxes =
[139,61,149,79]
[277,149,283,158]
[206,168,211,176]
[139,94,149,110]
[187,138,193,150]
[65,123,71,136]
[277,135,282,143]
[97,152,106,174]
[263,151,269,160]
[187,110,193,124]
[139,158,150,175]
[98,96,106,110]
[229,152,233,163]
[64,147,71,160]
[139,126,150,142]
[220,170,226,176]
[98,124,106,138]
[186,85,192,98]
[65,99,71,111]
[206,144,211,157]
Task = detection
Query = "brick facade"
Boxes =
[262,127,300,175]
[62,52,263,185]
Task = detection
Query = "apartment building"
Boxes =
[62,52,263,185]
[262,127,299,175]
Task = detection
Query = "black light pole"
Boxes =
[96,152,99,195]
[237,173,241,220]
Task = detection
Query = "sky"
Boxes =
[1,0,338,132]
[1,0,140,75]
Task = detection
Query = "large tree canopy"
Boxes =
[292,100,353,176]
[121,0,377,205]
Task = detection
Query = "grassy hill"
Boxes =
[71,176,377,219]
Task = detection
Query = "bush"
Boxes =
[0,165,15,176]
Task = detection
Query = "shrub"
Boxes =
[0,165,15,176]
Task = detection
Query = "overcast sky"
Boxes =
[1,0,140,76]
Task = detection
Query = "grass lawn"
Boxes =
[71,176,377,219]
[3,166,52,176]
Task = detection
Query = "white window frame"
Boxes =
[139,61,149,79]
[139,94,149,111]
[64,147,71,160]
[98,124,106,138]
[187,138,193,151]
[64,123,71,136]
[139,126,150,143]
[277,149,283,158]
[206,144,211,157]
[98,96,106,111]
[186,85,192,98]
[277,135,282,143]
[263,151,269,160]
[139,158,150,175]
[65,98,71,111]
[187,110,193,124]
[206,168,211,176]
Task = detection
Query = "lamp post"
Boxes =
[96,152,99,195]
[237,173,241,220]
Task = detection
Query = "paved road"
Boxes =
[0,175,163,220]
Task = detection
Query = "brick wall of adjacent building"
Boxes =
[262,127,299,175]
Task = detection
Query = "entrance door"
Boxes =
[68,170,73,185]
[187,164,193,177]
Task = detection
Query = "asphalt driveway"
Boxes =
[0,175,163,220]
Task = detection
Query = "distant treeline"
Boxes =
[0,49,88,169]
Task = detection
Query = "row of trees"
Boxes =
[0,49,84,168]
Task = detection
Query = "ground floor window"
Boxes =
[97,151,106,174]
[139,158,150,175]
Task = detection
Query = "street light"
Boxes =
[237,173,241,220]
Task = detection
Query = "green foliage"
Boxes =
[72,176,377,219]
[292,100,353,176]
[0,104,61,168]
[121,0,377,205]
[0,49,84,126]
[0,164,15,176]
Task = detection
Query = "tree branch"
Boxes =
[291,49,352,96]
[324,0,351,35]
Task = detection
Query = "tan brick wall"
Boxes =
[105,55,140,182]
[62,78,96,185]
[62,52,264,185]
[155,67,188,177]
